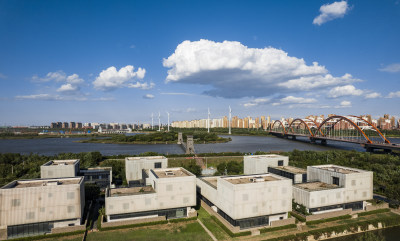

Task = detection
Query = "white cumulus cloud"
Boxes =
[163,40,360,98]
[57,83,78,93]
[365,92,381,99]
[128,82,155,90]
[336,100,351,108]
[313,1,350,26]
[15,94,87,101]
[379,63,400,73]
[244,96,316,107]
[93,65,149,91]
[328,85,363,98]
[143,94,155,99]
[388,91,400,98]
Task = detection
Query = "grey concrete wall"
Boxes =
[51,223,85,234]
[293,186,346,209]
[101,215,165,228]
[244,155,288,175]
[365,203,389,212]
[0,228,6,241]
[305,209,351,221]
[270,217,295,227]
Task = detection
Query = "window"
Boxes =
[154,162,162,168]
[67,206,75,213]
[11,199,20,207]
[332,176,340,185]
[26,212,35,220]
[278,160,284,166]
[67,192,75,200]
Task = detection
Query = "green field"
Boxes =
[86,221,211,241]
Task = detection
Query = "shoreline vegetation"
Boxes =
[77,131,231,145]
[1,127,400,139]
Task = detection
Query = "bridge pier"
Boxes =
[186,135,195,154]
[177,132,183,145]
[310,138,316,144]
[321,139,327,145]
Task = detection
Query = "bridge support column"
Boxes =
[321,140,327,145]
[292,136,296,140]
[310,138,315,144]
[177,132,183,145]
[186,135,195,154]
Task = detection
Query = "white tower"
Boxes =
[158,112,161,131]
[229,105,232,135]
[166,112,170,132]
[207,108,211,133]
[151,113,154,130]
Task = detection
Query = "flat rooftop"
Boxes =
[126,156,167,161]
[295,182,340,192]
[2,177,82,189]
[201,177,218,189]
[246,154,286,159]
[225,175,279,184]
[152,168,193,178]
[271,166,306,174]
[109,186,155,197]
[43,159,79,166]
[312,165,361,174]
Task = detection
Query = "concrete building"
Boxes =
[197,173,292,229]
[105,167,196,222]
[0,177,85,240]
[268,166,307,184]
[244,154,289,175]
[293,165,373,214]
[40,160,80,179]
[79,167,112,189]
[125,156,168,185]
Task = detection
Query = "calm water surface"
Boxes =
[0,135,398,155]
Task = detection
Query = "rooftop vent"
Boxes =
[165,170,175,176]
[250,177,264,182]
[45,181,60,186]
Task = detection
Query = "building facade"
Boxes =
[293,165,373,214]
[40,160,80,179]
[105,167,196,222]
[0,177,85,240]
[243,154,289,175]
[125,156,168,185]
[197,173,292,229]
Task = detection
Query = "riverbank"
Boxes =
[77,138,231,145]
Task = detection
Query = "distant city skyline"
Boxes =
[1,1,400,125]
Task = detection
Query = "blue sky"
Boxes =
[0,0,399,125]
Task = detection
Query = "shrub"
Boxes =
[358,208,390,217]
[260,224,297,233]
[290,211,306,222]
[306,214,352,225]
[210,215,251,237]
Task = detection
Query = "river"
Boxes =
[0,135,398,155]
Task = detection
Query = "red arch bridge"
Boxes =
[269,115,400,152]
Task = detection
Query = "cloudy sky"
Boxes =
[0,0,399,125]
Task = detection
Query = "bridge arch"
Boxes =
[287,118,320,137]
[271,120,286,135]
[315,115,390,144]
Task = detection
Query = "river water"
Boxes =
[0,135,398,155]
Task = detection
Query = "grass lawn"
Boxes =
[86,221,212,241]
[198,207,230,240]
[168,156,243,169]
